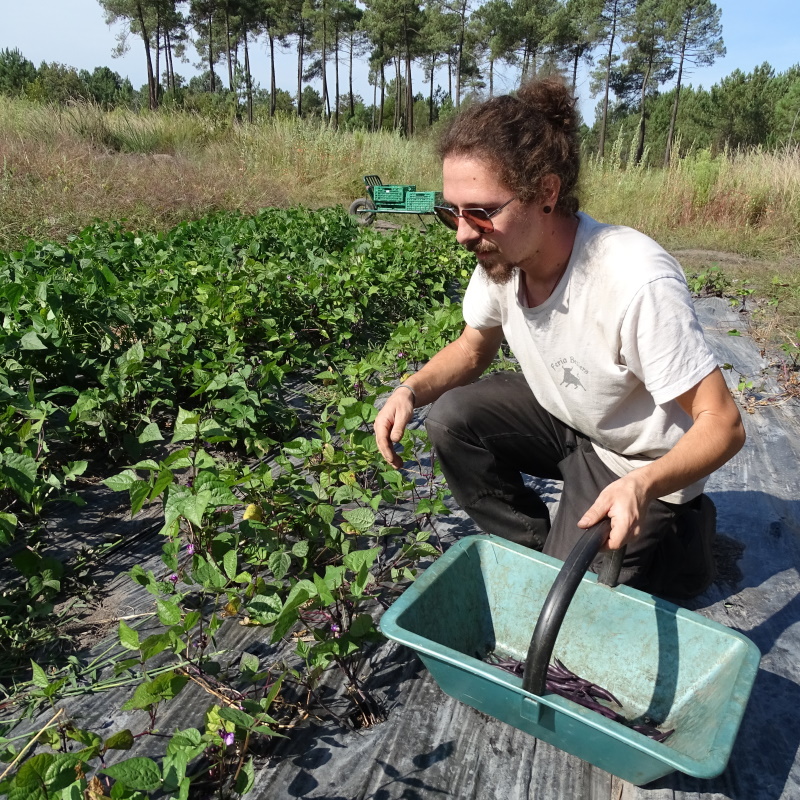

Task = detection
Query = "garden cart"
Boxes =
[380,522,760,786]
[349,175,439,226]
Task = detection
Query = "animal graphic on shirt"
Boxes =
[561,367,586,390]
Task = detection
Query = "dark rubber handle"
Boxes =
[522,520,624,695]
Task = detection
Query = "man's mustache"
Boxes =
[468,241,498,254]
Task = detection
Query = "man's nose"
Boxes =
[455,216,481,247]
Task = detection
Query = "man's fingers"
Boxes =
[577,503,607,529]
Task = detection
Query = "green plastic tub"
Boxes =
[380,534,760,786]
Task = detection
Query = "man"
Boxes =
[373,78,745,596]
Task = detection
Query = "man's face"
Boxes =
[442,155,540,285]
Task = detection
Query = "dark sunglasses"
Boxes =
[433,197,516,233]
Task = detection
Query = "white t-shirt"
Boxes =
[462,212,719,503]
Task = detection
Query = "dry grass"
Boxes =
[2,96,799,264]
[582,144,800,259]
[0,97,440,248]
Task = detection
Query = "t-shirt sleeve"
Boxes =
[620,275,719,406]
[462,266,503,329]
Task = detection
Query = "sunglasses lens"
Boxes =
[434,206,459,231]
[462,209,494,233]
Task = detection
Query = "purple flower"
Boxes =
[397,351,407,358]
[168,573,179,584]
[220,730,235,747]
[186,542,195,554]
[330,623,341,638]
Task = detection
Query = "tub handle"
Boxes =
[522,520,625,696]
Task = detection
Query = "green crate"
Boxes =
[405,191,436,211]
[372,185,415,205]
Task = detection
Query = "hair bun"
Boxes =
[517,77,577,131]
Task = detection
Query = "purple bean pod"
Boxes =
[485,652,673,743]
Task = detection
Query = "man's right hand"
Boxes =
[374,388,416,468]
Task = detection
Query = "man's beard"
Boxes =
[472,245,516,285]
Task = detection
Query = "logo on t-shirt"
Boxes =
[561,366,586,390]
[551,357,588,390]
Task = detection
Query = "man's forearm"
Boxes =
[400,327,502,407]
[630,408,745,503]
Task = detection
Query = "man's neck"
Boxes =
[519,213,579,307]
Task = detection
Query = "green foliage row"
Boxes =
[0,207,472,798]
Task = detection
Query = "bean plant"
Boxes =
[0,207,472,798]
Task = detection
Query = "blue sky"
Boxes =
[2,0,799,121]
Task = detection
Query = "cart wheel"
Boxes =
[349,197,376,226]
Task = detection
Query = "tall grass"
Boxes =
[582,126,800,257]
[1,95,799,260]
[0,97,440,248]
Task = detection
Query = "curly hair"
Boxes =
[437,77,581,214]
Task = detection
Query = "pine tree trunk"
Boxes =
[297,23,304,117]
[165,30,174,93]
[269,33,277,116]
[489,57,494,98]
[599,1,618,159]
[322,10,329,120]
[334,23,340,129]
[394,56,401,129]
[405,48,413,136]
[447,53,452,99]
[154,19,161,96]
[225,8,234,90]
[664,22,688,167]
[379,60,385,131]
[572,51,579,92]
[429,55,435,125]
[634,62,652,165]
[244,29,253,123]
[349,33,355,119]
[208,13,216,93]
[135,0,157,109]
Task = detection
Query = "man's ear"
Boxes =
[541,173,562,208]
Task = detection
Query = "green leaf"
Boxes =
[349,613,376,638]
[234,757,255,795]
[29,659,49,689]
[139,633,171,662]
[156,599,182,627]
[119,620,141,651]
[20,331,47,350]
[101,757,162,791]
[316,504,335,524]
[240,652,260,674]
[218,707,255,729]
[0,511,18,544]
[342,507,376,532]
[105,729,135,751]
[246,593,282,623]
[313,571,335,606]
[121,671,188,711]
[268,550,291,581]
[167,727,205,757]
[171,407,200,443]
[222,549,238,581]
[149,468,174,501]
[103,469,139,492]
[291,540,310,558]
[343,548,379,575]
[0,453,38,504]
[129,479,150,516]
[138,422,163,443]
[270,580,318,642]
[8,753,54,800]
